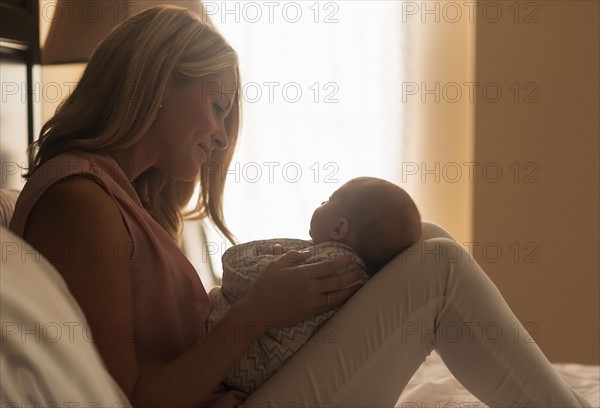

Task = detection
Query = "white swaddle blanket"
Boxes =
[207,238,368,394]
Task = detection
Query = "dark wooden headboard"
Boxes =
[1,0,40,145]
[1,1,40,189]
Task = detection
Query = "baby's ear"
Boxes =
[329,218,350,241]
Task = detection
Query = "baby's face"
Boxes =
[309,199,340,243]
[309,181,359,243]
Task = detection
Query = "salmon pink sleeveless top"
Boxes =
[10,150,211,373]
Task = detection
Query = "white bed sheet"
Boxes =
[396,352,600,407]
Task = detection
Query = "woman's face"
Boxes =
[148,67,237,181]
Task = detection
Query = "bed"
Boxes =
[1,189,598,406]
[397,351,599,407]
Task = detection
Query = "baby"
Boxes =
[308,176,422,274]
[207,177,421,393]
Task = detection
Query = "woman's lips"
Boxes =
[197,144,209,156]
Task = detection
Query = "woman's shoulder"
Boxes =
[22,175,132,267]
[30,150,128,185]
[10,150,134,238]
[37,175,116,210]
[26,175,128,237]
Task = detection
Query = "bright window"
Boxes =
[196,1,407,282]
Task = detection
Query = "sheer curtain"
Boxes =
[199,1,407,282]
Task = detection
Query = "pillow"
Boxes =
[0,189,20,228]
[0,226,129,404]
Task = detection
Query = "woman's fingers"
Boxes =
[319,267,365,293]
[270,249,313,268]
[271,243,285,255]
[289,255,365,294]
[210,390,248,408]
[260,243,286,255]
[271,251,360,280]
[296,255,357,278]
[298,255,364,279]
[251,250,365,327]
[321,284,362,310]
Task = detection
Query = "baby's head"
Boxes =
[309,177,421,275]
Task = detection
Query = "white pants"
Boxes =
[244,222,591,408]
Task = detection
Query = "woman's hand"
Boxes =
[257,242,286,256]
[200,388,247,408]
[238,250,364,329]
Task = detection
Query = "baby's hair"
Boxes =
[342,178,421,275]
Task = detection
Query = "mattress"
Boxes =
[396,352,600,407]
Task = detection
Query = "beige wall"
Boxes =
[403,7,475,244]
[405,0,598,364]
[473,1,599,364]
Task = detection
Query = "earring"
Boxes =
[159,104,163,108]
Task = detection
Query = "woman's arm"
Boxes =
[24,177,139,394]
[24,177,362,407]
[132,245,362,407]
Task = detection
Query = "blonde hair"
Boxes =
[26,6,240,243]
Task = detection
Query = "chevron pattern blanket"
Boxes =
[207,238,368,394]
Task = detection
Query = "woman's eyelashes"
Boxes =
[213,101,225,115]
[212,94,233,116]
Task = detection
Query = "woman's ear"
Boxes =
[329,218,350,241]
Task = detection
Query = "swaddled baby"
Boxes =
[207,177,422,393]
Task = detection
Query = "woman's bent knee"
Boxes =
[420,221,457,242]
[395,237,466,267]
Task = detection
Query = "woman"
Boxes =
[10,6,591,408]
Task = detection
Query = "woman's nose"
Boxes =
[212,127,229,150]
